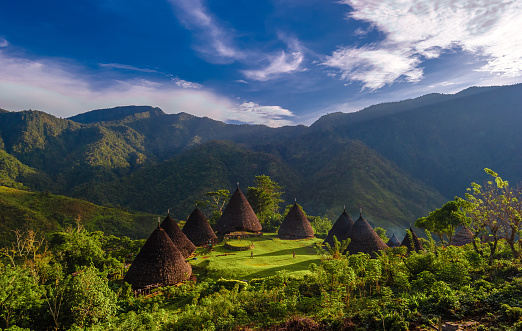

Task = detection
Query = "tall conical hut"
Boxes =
[160,212,196,258]
[401,226,424,252]
[214,185,262,234]
[182,207,218,246]
[278,202,314,239]
[345,211,388,255]
[124,225,192,289]
[386,233,401,248]
[324,207,354,247]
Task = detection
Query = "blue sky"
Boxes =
[1,0,521,126]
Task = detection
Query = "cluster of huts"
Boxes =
[124,186,315,289]
[124,185,475,289]
[324,207,475,254]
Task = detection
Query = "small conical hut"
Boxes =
[452,227,474,246]
[161,212,196,258]
[214,186,262,234]
[386,233,401,248]
[324,208,354,247]
[345,213,388,255]
[401,226,424,252]
[278,203,314,239]
[124,227,192,289]
[182,207,218,246]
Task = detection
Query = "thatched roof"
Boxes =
[214,187,262,234]
[278,203,315,239]
[386,233,401,248]
[124,227,192,289]
[401,226,424,252]
[452,227,474,246]
[345,213,388,255]
[182,207,218,246]
[323,208,354,247]
[160,213,196,258]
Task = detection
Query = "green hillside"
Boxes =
[1,84,520,232]
[0,185,157,246]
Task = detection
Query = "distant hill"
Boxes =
[1,83,520,234]
[0,186,157,246]
[310,84,522,197]
[68,105,165,124]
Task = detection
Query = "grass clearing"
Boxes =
[189,233,323,280]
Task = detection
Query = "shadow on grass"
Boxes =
[246,259,321,280]
[253,246,318,258]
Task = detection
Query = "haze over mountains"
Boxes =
[1,83,520,233]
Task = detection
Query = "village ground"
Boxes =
[189,234,323,280]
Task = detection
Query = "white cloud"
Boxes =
[168,0,243,62]
[0,50,293,127]
[326,0,522,88]
[242,51,304,81]
[231,102,295,127]
[0,38,8,47]
[99,63,158,73]
[324,45,422,89]
[171,77,203,89]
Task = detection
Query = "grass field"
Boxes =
[189,233,323,280]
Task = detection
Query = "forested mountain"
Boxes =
[310,84,522,198]
[0,83,520,233]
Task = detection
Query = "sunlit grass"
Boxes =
[189,233,322,280]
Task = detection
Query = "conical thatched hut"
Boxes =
[160,212,196,258]
[278,203,315,239]
[124,227,192,289]
[182,207,218,246]
[345,213,388,255]
[214,186,262,234]
[386,233,401,248]
[323,208,354,247]
[452,227,474,246]
[401,226,424,252]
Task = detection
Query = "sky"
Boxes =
[0,0,521,127]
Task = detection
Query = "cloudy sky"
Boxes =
[1,0,521,126]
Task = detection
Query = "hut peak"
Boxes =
[183,207,218,246]
[214,186,262,234]
[160,213,196,258]
[279,203,314,239]
[124,227,192,289]
[345,213,388,255]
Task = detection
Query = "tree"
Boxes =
[0,264,44,329]
[195,189,230,225]
[459,169,522,262]
[415,200,463,245]
[61,266,117,328]
[374,227,389,243]
[247,175,284,231]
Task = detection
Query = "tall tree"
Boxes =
[247,175,284,230]
[459,169,522,262]
[415,200,463,245]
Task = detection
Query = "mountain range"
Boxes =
[1,83,521,235]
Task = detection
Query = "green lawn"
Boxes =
[189,233,323,280]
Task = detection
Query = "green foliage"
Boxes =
[62,266,118,328]
[416,200,464,244]
[460,168,522,264]
[308,215,332,239]
[0,264,44,329]
[374,227,388,242]
[247,175,284,231]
